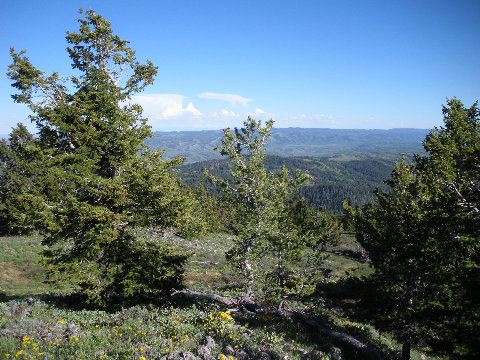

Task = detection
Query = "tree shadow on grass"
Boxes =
[312,277,456,360]
[331,249,369,264]
[0,291,93,310]
[310,277,402,359]
[314,277,375,319]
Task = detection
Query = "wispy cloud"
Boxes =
[130,94,202,129]
[129,93,268,131]
[211,109,241,119]
[250,108,266,116]
[131,94,201,118]
[246,108,276,121]
[185,102,201,116]
[197,92,253,107]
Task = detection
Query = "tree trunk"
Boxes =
[243,236,255,300]
[401,341,411,360]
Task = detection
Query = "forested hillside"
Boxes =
[147,128,427,163]
[178,153,400,212]
[2,9,477,360]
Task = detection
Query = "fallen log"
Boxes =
[173,289,384,360]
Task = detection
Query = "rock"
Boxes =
[25,297,35,305]
[204,335,216,350]
[133,342,158,359]
[66,323,82,337]
[235,349,249,360]
[308,350,329,359]
[197,345,214,360]
[224,345,235,355]
[329,346,343,360]
[0,329,15,337]
[257,351,271,360]
[165,350,197,360]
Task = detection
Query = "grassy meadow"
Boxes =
[0,233,447,360]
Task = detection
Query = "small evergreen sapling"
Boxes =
[207,117,339,305]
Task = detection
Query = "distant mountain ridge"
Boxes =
[1,128,430,165]
[178,153,403,213]
[146,128,429,164]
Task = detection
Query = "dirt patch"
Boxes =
[0,261,43,287]
[0,262,23,282]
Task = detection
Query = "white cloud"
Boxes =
[253,108,266,115]
[247,108,274,120]
[185,102,201,116]
[197,92,253,107]
[128,93,271,131]
[131,94,201,120]
[211,109,241,119]
[130,94,203,130]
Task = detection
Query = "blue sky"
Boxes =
[1,0,479,133]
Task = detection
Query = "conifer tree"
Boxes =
[350,157,431,360]
[415,98,480,357]
[207,117,339,304]
[6,10,204,306]
[194,182,221,232]
[351,98,479,359]
[0,124,48,234]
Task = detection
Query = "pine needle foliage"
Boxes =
[0,124,49,235]
[350,98,480,359]
[206,118,340,305]
[4,10,205,307]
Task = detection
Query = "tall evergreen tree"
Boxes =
[349,157,431,360]
[350,98,479,359]
[6,10,204,306]
[415,98,480,357]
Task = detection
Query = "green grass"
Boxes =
[0,235,48,296]
[0,233,451,360]
[0,296,332,359]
